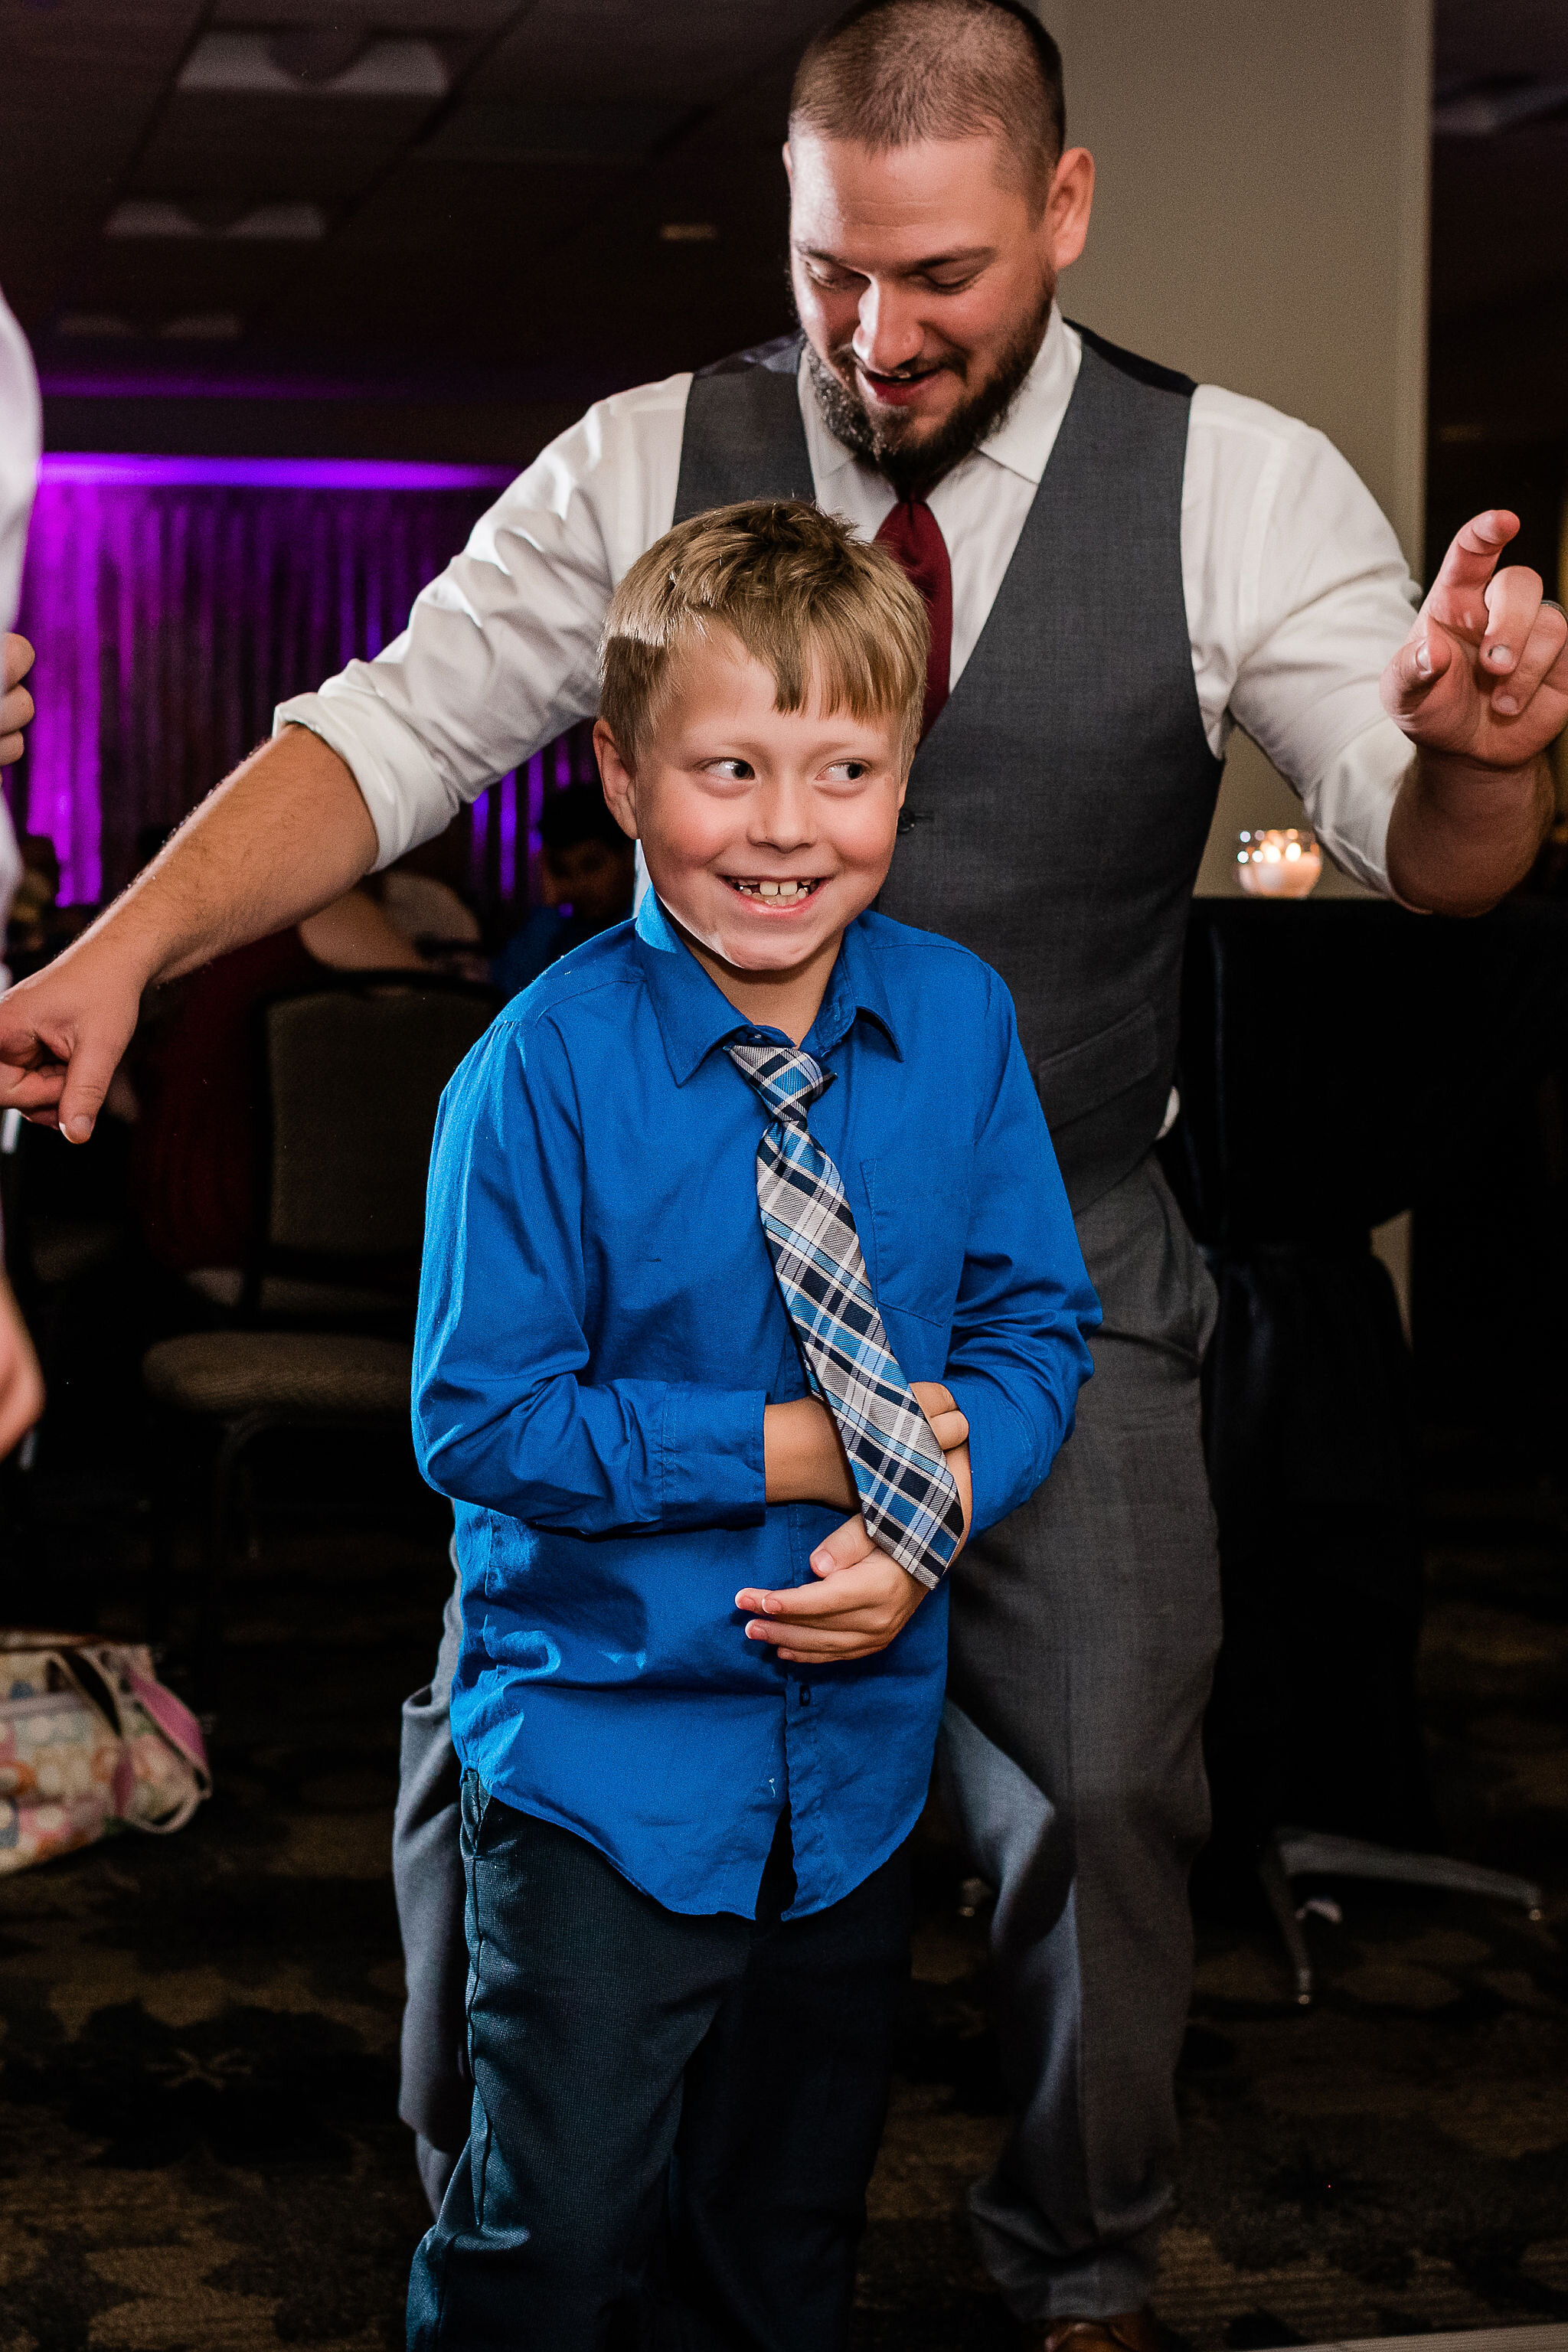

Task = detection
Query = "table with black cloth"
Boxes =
[1158,896,1568,1936]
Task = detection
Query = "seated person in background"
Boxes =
[5,833,85,974]
[407,499,1099,2349]
[491,778,635,999]
[376,861,482,956]
[128,888,423,1279]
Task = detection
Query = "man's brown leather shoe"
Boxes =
[1036,2313,1178,2352]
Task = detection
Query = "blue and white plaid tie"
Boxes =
[726,1038,965,1589]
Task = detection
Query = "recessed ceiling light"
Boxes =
[660,222,718,243]
[178,30,449,99]
[160,312,244,341]
[57,314,138,339]
[229,202,328,241]
[104,199,327,241]
[1433,74,1568,138]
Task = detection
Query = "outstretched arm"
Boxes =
[1383,511,1564,913]
[0,727,377,1142]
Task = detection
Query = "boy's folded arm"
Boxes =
[413,1011,769,1535]
[939,992,1101,1534]
[416,1361,767,1534]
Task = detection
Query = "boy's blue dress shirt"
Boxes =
[413,893,1099,1921]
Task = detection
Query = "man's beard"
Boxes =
[803,286,1054,502]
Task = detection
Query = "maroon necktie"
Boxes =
[875,499,952,740]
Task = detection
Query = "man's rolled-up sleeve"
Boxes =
[940,976,1100,1534]
[1218,405,1420,900]
[413,1011,766,1534]
[274,372,691,868]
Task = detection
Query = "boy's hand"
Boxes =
[739,1429,972,1664]
[738,1519,923,1661]
[910,1382,969,1453]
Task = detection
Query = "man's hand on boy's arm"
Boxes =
[740,1418,972,1664]
[762,1382,966,1514]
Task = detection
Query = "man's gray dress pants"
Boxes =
[940,1157,1220,2323]
[390,1156,1221,2321]
[391,1568,469,2216]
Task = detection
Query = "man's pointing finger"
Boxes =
[1424,508,1521,616]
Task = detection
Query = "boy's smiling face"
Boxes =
[594,630,908,1031]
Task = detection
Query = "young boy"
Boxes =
[407,499,1099,2351]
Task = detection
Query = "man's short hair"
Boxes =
[599,499,929,771]
[790,0,1064,214]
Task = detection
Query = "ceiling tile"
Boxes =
[468,0,835,106]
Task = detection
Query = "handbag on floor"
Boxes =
[0,1632,211,1874]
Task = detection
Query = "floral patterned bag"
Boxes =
[0,1631,211,1873]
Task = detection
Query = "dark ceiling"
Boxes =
[5,0,841,459]
[3,0,1567,485]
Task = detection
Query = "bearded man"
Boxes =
[2,4,1563,2342]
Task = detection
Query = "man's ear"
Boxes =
[782,140,793,188]
[593,719,639,841]
[1043,145,1095,275]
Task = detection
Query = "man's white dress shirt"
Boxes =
[0,288,41,640]
[0,287,41,952]
[279,306,1420,895]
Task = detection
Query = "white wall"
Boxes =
[1045,0,1432,898]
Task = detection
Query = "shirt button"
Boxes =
[799,1684,812,1706]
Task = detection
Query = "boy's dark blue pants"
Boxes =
[407,1772,912,2351]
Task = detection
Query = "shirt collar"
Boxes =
[632,892,904,1086]
[800,301,1081,492]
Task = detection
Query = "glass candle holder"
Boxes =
[1236,826,1322,899]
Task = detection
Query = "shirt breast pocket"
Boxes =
[859,1152,971,1338]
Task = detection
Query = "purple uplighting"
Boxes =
[39,455,514,493]
[15,456,514,904]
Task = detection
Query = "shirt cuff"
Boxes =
[659,1385,767,1530]
[273,684,466,871]
[940,1376,1045,1540]
[1304,714,1415,900]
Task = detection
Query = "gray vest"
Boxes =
[673,329,1223,1211]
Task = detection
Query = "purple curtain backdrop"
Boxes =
[11,456,598,913]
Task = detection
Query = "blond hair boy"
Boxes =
[408,500,1098,2351]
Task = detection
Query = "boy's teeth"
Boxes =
[737,878,812,900]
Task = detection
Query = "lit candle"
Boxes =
[1236,827,1323,899]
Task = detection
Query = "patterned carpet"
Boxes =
[0,1436,1563,2352]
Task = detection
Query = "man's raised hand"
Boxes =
[1382,510,1568,768]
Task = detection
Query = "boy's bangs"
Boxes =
[599,500,930,769]
[727,604,921,754]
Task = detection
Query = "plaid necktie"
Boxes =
[727,1037,965,1589]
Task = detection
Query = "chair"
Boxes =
[141,971,496,1712]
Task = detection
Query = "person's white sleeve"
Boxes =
[275,371,692,867]
[0,288,41,635]
[1186,387,1419,897]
